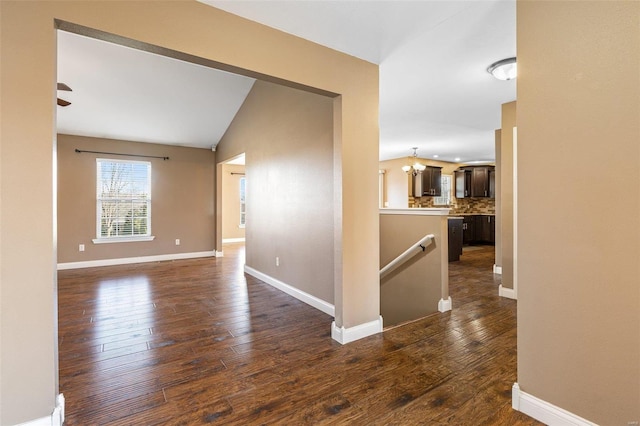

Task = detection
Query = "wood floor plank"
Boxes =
[58,243,542,425]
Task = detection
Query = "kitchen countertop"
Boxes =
[448,213,495,216]
[380,208,451,216]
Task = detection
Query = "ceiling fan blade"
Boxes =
[57,82,72,92]
[57,98,71,107]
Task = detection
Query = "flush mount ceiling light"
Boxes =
[487,57,517,81]
[402,147,426,176]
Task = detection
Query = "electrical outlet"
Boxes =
[79,244,85,252]
[175,239,180,246]
[276,257,280,267]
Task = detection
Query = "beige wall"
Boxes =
[500,102,515,289]
[221,164,245,241]
[379,158,410,208]
[380,213,448,326]
[57,135,215,263]
[0,2,379,424]
[518,1,640,423]
[216,80,335,303]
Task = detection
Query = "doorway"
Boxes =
[221,154,246,245]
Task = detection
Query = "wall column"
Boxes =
[499,101,516,299]
[332,95,383,344]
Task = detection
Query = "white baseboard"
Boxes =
[222,237,245,243]
[16,394,64,426]
[512,383,597,426]
[438,296,452,312]
[244,265,335,316]
[499,284,517,300]
[493,264,502,274]
[57,251,216,270]
[331,316,383,345]
[215,250,224,257]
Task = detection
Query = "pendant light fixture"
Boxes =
[487,57,517,81]
[402,147,426,176]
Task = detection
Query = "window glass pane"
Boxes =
[239,177,246,226]
[434,175,452,206]
[97,159,151,239]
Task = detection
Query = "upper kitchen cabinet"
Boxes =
[455,169,472,198]
[455,166,495,198]
[423,166,442,196]
[413,166,442,197]
[489,168,496,198]
[471,167,489,197]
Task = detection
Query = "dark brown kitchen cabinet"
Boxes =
[448,218,463,262]
[471,167,490,197]
[455,166,495,198]
[423,166,442,196]
[455,169,472,198]
[462,216,475,244]
[414,166,442,197]
[475,215,493,243]
[489,169,496,198]
[490,215,496,243]
[461,215,495,245]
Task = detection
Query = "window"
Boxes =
[239,176,246,227]
[434,174,452,206]
[95,159,153,242]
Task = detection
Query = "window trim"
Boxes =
[94,158,154,243]
[92,236,155,244]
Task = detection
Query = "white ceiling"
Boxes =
[57,0,515,162]
[57,31,255,149]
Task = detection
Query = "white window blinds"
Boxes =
[96,159,151,239]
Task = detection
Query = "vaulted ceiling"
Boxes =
[56,31,255,149]
[57,0,515,162]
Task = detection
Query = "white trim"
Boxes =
[331,316,383,345]
[512,127,519,300]
[92,235,155,244]
[512,383,520,410]
[222,237,245,243]
[215,250,224,257]
[379,168,386,208]
[379,208,450,216]
[493,264,502,274]
[512,383,598,426]
[53,394,64,426]
[499,285,517,300]
[244,265,335,316]
[16,394,64,426]
[438,296,452,312]
[57,251,216,270]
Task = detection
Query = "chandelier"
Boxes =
[401,147,426,176]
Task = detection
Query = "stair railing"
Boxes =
[379,234,435,278]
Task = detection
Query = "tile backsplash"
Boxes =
[409,196,495,214]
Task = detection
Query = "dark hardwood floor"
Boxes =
[58,244,540,425]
